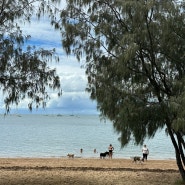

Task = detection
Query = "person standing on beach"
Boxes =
[108,144,114,159]
[142,144,149,161]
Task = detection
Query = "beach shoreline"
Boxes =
[0,157,181,185]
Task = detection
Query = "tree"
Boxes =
[56,0,185,181]
[0,0,61,113]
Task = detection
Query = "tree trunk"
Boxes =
[176,150,185,181]
[167,127,185,181]
[176,132,185,166]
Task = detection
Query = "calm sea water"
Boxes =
[0,114,175,160]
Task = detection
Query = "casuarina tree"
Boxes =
[0,0,61,113]
[54,0,185,181]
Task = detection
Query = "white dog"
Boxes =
[131,156,144,164]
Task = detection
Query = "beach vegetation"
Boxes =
[54,0,185,182]
[0,0,61,113]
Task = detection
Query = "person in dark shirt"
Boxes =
[108,144,114,159]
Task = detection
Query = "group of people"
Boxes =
[108,144,149,161]
[80,143,149,160]
[80,144,114,159]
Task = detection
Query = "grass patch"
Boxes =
[174,179,184,185]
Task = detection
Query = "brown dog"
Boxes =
[67,154,74,158]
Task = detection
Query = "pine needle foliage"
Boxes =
[56,0,185,181]
[0,0,61,113]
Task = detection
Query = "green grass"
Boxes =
[174,179,184,185]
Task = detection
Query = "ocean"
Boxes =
[0,114,175,160]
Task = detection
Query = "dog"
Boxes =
[131,156,144,163]
[100,151,109,159]
[67,153,74,158]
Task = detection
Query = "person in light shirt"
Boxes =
[142,144,149,161]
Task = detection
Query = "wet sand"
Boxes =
[0,158,181,185]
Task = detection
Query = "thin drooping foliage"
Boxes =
[0,0,61,113]
[54,0,185,181]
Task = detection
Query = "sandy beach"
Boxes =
[0,157,182,185]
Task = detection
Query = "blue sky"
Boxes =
[0,16,99,115]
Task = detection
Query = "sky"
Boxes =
[0,14,99,115]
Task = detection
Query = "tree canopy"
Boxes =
[56,0,185,181]
[0,0,61,113]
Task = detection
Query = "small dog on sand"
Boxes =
[100,151,109,159]
[131,156,144,163]
[67,154,74,158]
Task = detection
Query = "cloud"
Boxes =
[48,91,97,114]
[23,17,62,50]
